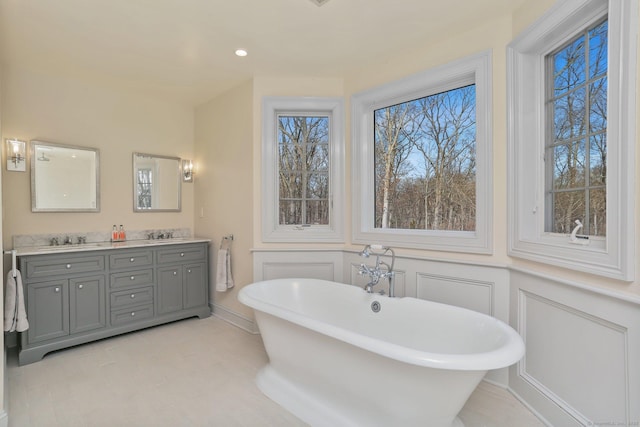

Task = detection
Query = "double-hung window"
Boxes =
[262,97,344,242]
[507,0,636,280]
[352,51,492,253]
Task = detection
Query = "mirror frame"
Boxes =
[31,140,100,213]
[132,152,182,212]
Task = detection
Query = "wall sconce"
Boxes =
[6,139,27,172]
[182,159,194,182]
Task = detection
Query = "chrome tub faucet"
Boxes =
[358,245,396,297]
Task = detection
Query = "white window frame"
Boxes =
[507,0,637,281]
[262,96,345,243]
[351,50,493,254]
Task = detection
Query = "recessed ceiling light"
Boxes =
[235,49,248,57]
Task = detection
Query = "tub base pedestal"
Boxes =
[256,365,466,427]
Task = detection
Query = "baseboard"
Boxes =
[506,384,553,427]
[211,303,260,334]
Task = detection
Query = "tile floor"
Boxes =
[7,316,544,426]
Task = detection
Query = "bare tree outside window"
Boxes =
[374,85,476,231]
[546,19,607,236]
[278,115,330,226]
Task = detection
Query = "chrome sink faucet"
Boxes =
[358,245,396,297]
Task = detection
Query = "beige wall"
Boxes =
[194,80,254,317]
[1,66,195,250]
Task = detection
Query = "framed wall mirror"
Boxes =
[31,140,100,212]
[133,152,181,212]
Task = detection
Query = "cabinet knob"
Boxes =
[173,271,177,275]
[130,276,135,280]
[180,253,185,257]
[130,294,136,299]
[131,312,135,317]
[187,269,192,273]
[54,287,60,293]
[66,264,72,269]
[78,284,83,289]
[130,258,135,262]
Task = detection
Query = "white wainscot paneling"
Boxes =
[416,273,494,316]
[253,250,344,282]
[263,262,334,281]
[521,291,627,424]
[510,269,640,427]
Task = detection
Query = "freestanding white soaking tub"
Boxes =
[238,278,525,427]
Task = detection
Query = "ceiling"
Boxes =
[0,0,525,106]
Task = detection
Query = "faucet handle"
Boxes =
[358,263,372,275]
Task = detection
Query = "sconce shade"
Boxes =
[182,159,194,182]
[6,139,26,172]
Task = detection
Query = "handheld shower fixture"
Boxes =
[359,245,372,258]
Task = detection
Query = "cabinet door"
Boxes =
[70,275,106,334]
[26,280,69,344]
[157,266,183,314]
[183,263,207,309]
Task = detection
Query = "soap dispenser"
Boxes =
[112,225,118,241]
[118,225,126,241]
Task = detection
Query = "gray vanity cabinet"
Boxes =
[184,263,207,309]
[156,245,208,314]
[108,249,155,326]
[26,276,107,343]
[26,279,69,343]
[22,254,107,346]
[18,241,210,365]
[69,275,107,334]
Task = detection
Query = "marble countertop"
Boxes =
[14,237,212,256]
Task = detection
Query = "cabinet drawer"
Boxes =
[24,255,105,279]
[109,250,153,270]
[156,245,206,264]
[111,304,154,326]
[110,269,153,289]
[110,286,153,309]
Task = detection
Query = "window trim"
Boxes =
[506,0,637,281]
[351,50,493,254]
[262,96,345,243]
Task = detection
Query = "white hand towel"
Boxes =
[4,270,29,332]
[215,248,234,292]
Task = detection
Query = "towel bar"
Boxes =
[4,249,17,278]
